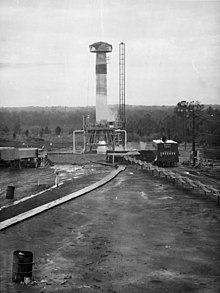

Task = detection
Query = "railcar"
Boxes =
[0,147,43,168]
[152,139,179,167]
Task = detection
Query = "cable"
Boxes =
[100,0,104,40]
[86,53,91,111]
[197,132,220,137]
[196,112,220,122]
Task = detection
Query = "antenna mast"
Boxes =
[119,42,125,129]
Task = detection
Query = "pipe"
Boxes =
[115,129,127,150]
[73,130,85,153]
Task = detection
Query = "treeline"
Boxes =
[126,104,220,146]
[0,106,95,136]
[0,104,220,146]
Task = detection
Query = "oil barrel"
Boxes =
[6,186,15,199]
[12,250,33,282]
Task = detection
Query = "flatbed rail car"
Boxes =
[152,139,179,167]
[106,150,128,163]
[0,147,44,168]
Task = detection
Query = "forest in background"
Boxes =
[0,104,220,147]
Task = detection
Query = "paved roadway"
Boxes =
[0,166,220,292]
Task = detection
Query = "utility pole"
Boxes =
[176,100,203,166]
[189,101,202,166]
[183,105,188,151]
[176,100,188,150]
[192,106,196,166]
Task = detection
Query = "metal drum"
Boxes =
[6,186,15,199]
[12,250,33,282]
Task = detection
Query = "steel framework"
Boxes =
[73,42,127,153]
[119,42,125,129]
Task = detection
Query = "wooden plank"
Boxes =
[208,188,220,204]
[148,164,156,175]
[148,164,154,170]
[0,166,126,231]
[130,157,220,204]
[138,160,144,166]
[161,170,170,180]
[155,168,163,177]
[183,177,198,189]
[138,161,144,169]
[143,162,150,169]
[194,180,204,188]
[206,186,219,194]
[193,181,212,194]
[168,172,176,179]
[0,182,65,212]
[178,178,186,185]
[195,182,212,194]
[175,176,186,185]
[200,186,212,194]
[107,153,128,157]
[168,172,177,184]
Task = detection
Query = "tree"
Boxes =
[25,129,29,137]
[1,125,9,133]
[30,125,41,136]
[44,126,50,134]
[40,128,44,137]
[14,122,21,134]
[55,126,62,136]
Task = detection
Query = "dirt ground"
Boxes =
[0,154,220,293]
[0,153,107,209]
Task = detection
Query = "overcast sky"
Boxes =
[0,0,219,107]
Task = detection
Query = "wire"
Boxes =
[93,0,105,41]
[86,53,91,111]
[195,112,220,122]
[197,132,220,137]
[100,0,104,40]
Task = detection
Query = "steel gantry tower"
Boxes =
[73,42,127,153]
[119,42,125,129]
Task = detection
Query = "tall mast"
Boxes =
[119,42,125,129]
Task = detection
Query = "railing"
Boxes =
[124,156,220,205]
